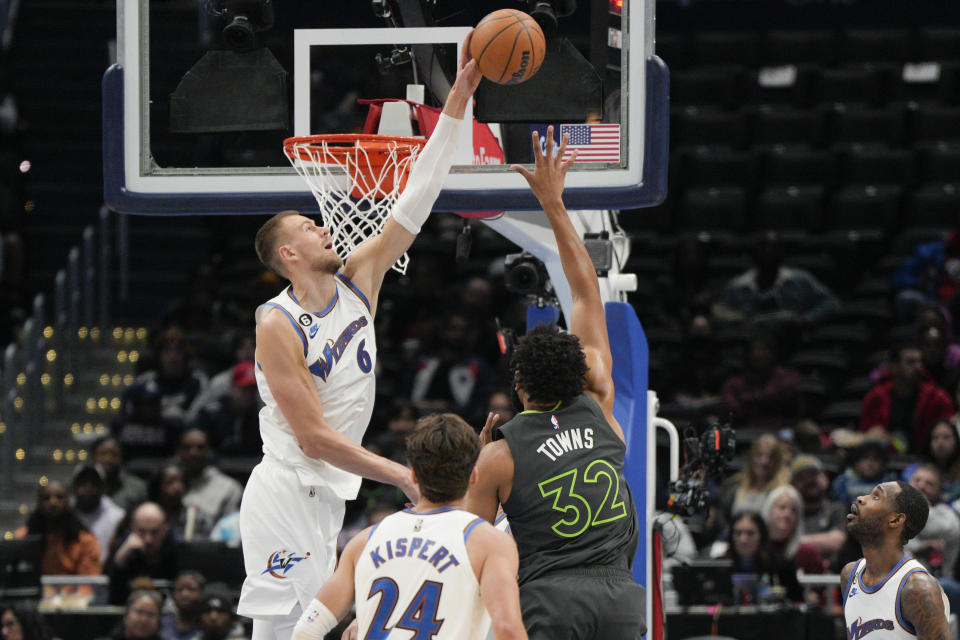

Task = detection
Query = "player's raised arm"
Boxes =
[343,32,483,306]
[257,313,418,501]
[899,571,952,640]
[291,527,369,640]
[511,127,624,441]
[468,523,528,640]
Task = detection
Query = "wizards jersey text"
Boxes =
[254,273,376,499]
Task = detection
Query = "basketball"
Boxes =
[469,9,546,85]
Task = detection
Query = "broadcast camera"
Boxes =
[667,422,736,516]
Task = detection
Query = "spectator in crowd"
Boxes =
[889,228,960,320]
[485,389,516,427]
[667,314,729,415]
[722,334,803,431]
[860,342,953,453]
[159,571,205,640]
[906,464,960,613]
[367,400,419,464]
[15,480,101,576]
[120,329,208,454]
[790,456,847,570]
[919,323,960,395]
[904,419,960,504]
[793,420,828,454]
[722,512,803,603]
[407,308,491,417]
[114,383,181,460]
[714,434,789,540]
[713,233,839,326]
[761,485,824,575]
[71,463,126,564]
[336,499,398,555]
[831,440,897,506]
[0,601,55,640]
[92,437,148,512]
[107,503,178,605]
[191,362,262,456]
[196,584,245,640]
[456,276,501,365]
[97,590,164,640]
[148,464,214,541]
[175,430,243,530]
[185,331,256,425]
[906,464,960,580]
[208,512,240,547]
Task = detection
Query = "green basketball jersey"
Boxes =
[500,392,639,585]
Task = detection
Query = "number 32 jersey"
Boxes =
[254,274,376,499]
[355,507,491,640]
[500,392,640,585]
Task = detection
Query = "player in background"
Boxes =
[842,481,951,640]
[238,34,482,640]
[464,128,644,639]
[290,413,527,640]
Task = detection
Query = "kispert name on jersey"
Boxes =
[355,508,490,640]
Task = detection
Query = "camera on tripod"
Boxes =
[667,422,736,516]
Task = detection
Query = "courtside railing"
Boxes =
[0,207,114,497]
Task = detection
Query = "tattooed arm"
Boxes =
[900,572,951,640]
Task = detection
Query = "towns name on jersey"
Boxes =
[536,428,595,461]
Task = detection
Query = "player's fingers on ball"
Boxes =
[462,29,475,60]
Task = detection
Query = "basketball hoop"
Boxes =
[283,134,424,274]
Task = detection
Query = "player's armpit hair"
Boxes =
[391,113,463,235]
[511,324,588,404]
[899,572,951,640]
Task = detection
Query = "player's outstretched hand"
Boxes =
[511,125,577,206]
[454,30,483,96]
[480,411,501,447]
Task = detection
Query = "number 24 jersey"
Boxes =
[354,507,491,640]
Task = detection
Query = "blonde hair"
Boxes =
[254,210,300,278]
[762,484,803,558]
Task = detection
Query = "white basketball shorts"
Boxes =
[237,456,346,620]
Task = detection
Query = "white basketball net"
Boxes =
[284,136,423,274]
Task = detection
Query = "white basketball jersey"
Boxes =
[355,507,491,640]
[844,556,951,640]
[254,274,376,499]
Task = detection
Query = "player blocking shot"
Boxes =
[237,34,482,640]
[290,414,527,640]
[842,481,952,640]
[465,128,645,640]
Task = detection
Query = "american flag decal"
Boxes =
[560,124,621,162]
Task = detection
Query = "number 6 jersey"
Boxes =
[354,507,492,640]
[500,392,640,585]
[254,274,376,500]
